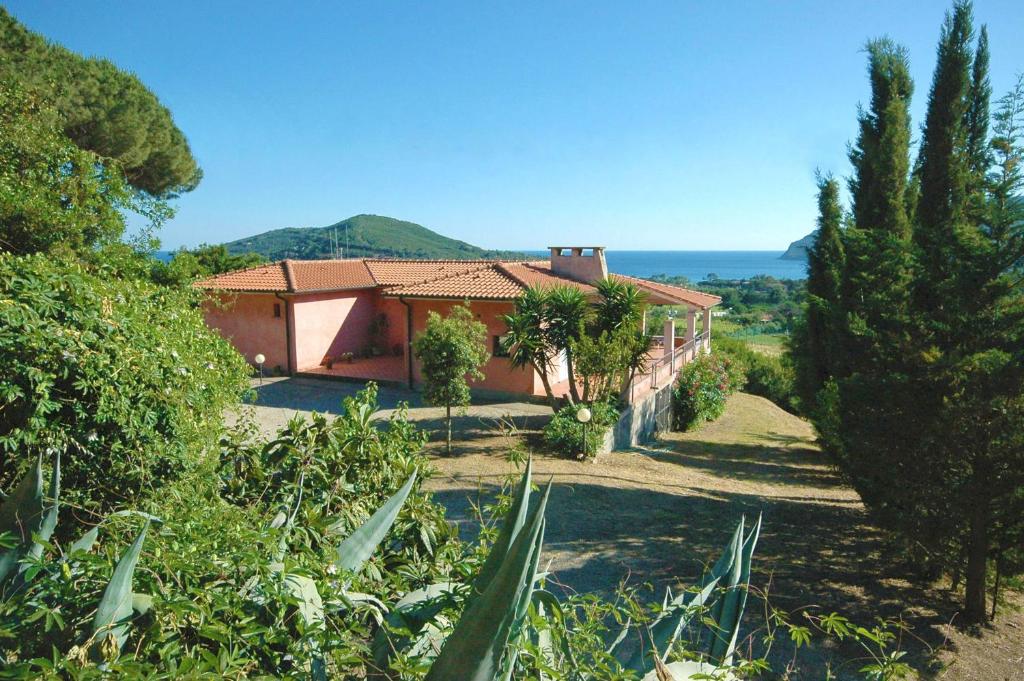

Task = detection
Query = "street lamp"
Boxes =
[254,353,266,385]
[576,406,592,460]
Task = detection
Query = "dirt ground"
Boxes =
[421,393,1024,681]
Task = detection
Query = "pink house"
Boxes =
[196,247,720,401]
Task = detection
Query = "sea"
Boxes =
[524,250,806,283]
[156,249,807,282]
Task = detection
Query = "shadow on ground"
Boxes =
[428,442,960,679]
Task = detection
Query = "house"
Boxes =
[195,247,720,401]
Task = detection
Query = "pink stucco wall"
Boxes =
[290,289,382,370]
[203,293,289,372]
[406,299,544,396]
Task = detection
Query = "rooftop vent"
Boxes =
[548,246,608,284]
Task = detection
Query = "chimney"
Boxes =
[548,246,608,284]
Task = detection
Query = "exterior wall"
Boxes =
[290,289,379,370]
[202,292,289,372]
[406,299,544,397]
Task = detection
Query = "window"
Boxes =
[493,334,510,358]
[273,303,281,318]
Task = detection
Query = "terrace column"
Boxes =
[663,318,675,372]
[702,308,712,352]
[685,309,697,344]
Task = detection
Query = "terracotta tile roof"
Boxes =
[195,259,374,293]
[195,262,289,292]
[284,259,376,291]
[498,262,598,294]
[364,259,492,286]
[612,273,722,308]
[196,257,721,308]
[388,263,525,299]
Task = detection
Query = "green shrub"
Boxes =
[672,351,743,431]
[0,253,250,518]
[543,401,618,458]
[714,336,800,413]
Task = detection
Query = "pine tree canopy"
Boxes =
[0,8,201,197]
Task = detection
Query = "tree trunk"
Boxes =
[446,404,452,455]
[990,550,1002,621]
[963,501,989,624]
[534,359,560,410]
[565,348,581,404]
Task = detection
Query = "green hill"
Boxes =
[779,231,815,260]
[224,214,524,261]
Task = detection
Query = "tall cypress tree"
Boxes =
[843,39,915,372]
[792,174,845,410]
[913,1,974,334]
[804,1,1024,622]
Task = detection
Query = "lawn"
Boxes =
[423,393,1024,680]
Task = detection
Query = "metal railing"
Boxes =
[626,332,710,405]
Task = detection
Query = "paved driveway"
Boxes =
[232,377,552,439]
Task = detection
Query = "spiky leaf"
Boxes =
[425,482,550,681]
[472,459,532,597]
[336,471,417,573]
[91,520,149,658]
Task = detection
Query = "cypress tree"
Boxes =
[792,174,845,410]
[912,1,974,334]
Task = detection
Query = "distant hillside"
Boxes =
[224,214,525,261]
[780,232,815,260]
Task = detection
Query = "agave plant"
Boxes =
[0,453,153,665]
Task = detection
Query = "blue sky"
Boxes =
[7,1,1024,251]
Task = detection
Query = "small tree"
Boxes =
[412,304,489,454]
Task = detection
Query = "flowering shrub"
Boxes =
[543,401,619,458]
[672,351,744,431]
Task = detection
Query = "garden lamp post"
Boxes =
[254,353,266,385]
[576,406,592,460]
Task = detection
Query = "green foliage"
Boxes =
[542,402,618,459]
[0,8,200,197]
[798,0,1024,622]
[412,305,490,454]
[791,174,847,410]
[223,214,526,261]
[672,352,743,431]
[0,81,130,256]
[714,337,798,413]
[152,244,268,286]
[0,253,250,517]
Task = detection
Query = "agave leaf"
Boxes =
[709,514,761,665]
[0,456,51,585]
[24,451,60,565]
[622,576,722,671]
[91,520,149,658]
[68,526,99,556]
[425,481,550,681]
[640,659,731,681]
[283,573,324,627]
[371,581,459,671]
[336,471,417,573]
[471,458,532,598]
[131,593,154,615]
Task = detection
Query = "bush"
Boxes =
[714,336,799,413]
[672,351,743,431]
[0,253,250,518]
[543,401,618,458]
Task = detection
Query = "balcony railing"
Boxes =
[626,332,710,405]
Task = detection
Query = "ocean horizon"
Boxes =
[524,250,807,282]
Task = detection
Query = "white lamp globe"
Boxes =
[254,353,266,365]
[576,407,592,424]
